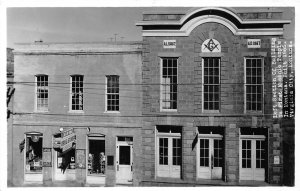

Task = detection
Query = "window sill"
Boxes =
[104,111,120,114]
[244,110,263,115]
[160,109,178,112]
[68,110,84,114]
[34,110,49,113]
[202,110,220,114]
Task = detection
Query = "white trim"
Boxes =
[197,133,223,139]
[141,30,284,36]
[240,134,266,140]
[136,7,290,26]
[157,132,181,137]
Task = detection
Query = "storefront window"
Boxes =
[25,134,43,173]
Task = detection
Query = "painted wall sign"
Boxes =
[201,39,221,52]
[274,156,280,164]
[76,149,86,169]
[43,148,52,167]
[247,39,261,48]
[163,40,176,48]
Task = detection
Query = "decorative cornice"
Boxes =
[136,7,291,36]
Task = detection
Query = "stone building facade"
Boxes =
[9,42,143,186]
[136,7,291,186]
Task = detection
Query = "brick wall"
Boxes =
[141,21,282,185]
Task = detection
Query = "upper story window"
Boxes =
[106,75,119,112]
[161,57,178,111]
[203,57,220,111]
[70,75,83,111]
[36,75,48,111]
[245,58,263,111]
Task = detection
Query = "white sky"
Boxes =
[6,7,295,48]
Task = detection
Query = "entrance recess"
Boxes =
[197,134,223,180]
[116,137,133,184]
[53,149,76,181]
[87,135,106,185]
[240,135,266,181]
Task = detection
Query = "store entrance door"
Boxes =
[240,135,266,181]
[116,137,133,184]
[197,134,223,180]
[53,149,76,181]
[87,136,106,185]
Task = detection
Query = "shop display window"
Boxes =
[25,134,43,173]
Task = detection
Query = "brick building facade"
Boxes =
[9,42,143,186]
[136,7,291,186]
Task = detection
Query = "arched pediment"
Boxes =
[136,7,290,36]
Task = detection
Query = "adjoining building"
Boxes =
[136,7,291,186]
[9,42,143,186]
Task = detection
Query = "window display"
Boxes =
[25,135,43,173]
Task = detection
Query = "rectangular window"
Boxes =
[242,140,251,168]
[203,57,220,111]
[159,138,168,165]
[161,57,177,110]
[245,58,263,111]
[71,75,83,111]
[172,138,182,165]
[106,75,119,111]
[36,75,48,111]
[256,140,265,168]
[199,139,209,167]
[213,139,223,167]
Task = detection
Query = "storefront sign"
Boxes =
[61,128,76,152]
[247,39,261,48]
[201,39,221,52]
[43,148,52,167]
[274,156,280,164]
[76,149,86,169]
[163,40,176,48]
[271,38,294,118]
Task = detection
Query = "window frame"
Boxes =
[69,75,84,113]
[244,57,264,113]
[35,74,49,112]
[105,75,120,113]
[202,57,221,113]
[160,57,178,112]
